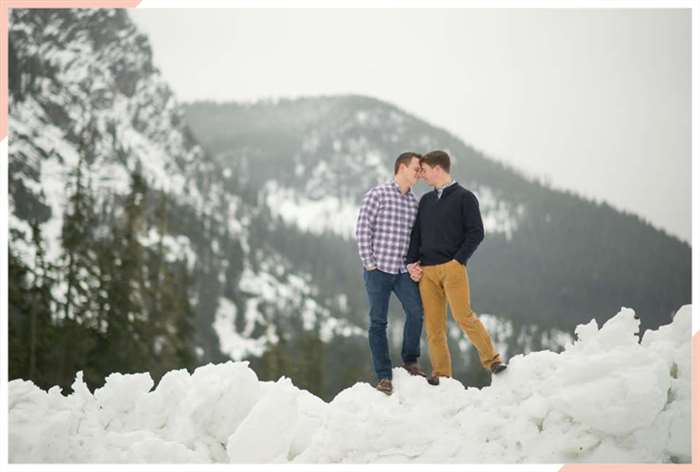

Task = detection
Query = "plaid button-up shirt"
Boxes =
[354,181,419,274]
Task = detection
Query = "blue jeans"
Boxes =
[362,269,424,380]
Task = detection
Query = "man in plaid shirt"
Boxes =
[355,152,427,395]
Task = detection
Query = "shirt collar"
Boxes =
[391,180,412,196]
[435,179,456,192]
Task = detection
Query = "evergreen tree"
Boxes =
[8,222,58,389]
[142,190,197,379]
[96,170,152,378]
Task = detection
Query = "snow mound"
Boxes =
[9,305,691,463]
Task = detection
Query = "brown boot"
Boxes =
[402,362,427,377]
[375,378,393,395]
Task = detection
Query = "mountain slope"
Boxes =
[8,9,363,400]
[185,97,691,333]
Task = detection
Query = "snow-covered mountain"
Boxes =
[8,9,364,397]
[186,98,525,241]
[185,97,692,336]
[8,305,691,463]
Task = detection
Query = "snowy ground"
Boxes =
[8,306,692,463]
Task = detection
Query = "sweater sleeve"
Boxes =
[406,198,422,265]
[454,191,485,265]
[355,188,381,268]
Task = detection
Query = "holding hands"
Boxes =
[407,262,423,282]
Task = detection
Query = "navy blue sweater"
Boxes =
[406,182,484,266]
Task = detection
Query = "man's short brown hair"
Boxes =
[394,152,422,175]
[420,150,451,173]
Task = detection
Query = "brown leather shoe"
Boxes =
[427,375,440,386]
[402,362,427,377]
[375,378,393,395]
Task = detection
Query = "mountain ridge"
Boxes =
[184,95,691,333]
[8,8,367,400]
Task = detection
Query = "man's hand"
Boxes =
[407,262,423,282]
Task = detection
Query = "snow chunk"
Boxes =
[9,305,691,463]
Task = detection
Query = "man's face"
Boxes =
[402,157,422,186]
[420,162,438,185]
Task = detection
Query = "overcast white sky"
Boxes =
[130,8,691,243]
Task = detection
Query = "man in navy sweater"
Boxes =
[406,150,506,385]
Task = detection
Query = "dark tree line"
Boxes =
[9,150,197,392]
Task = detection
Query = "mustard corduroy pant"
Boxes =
[419,260,501,377]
